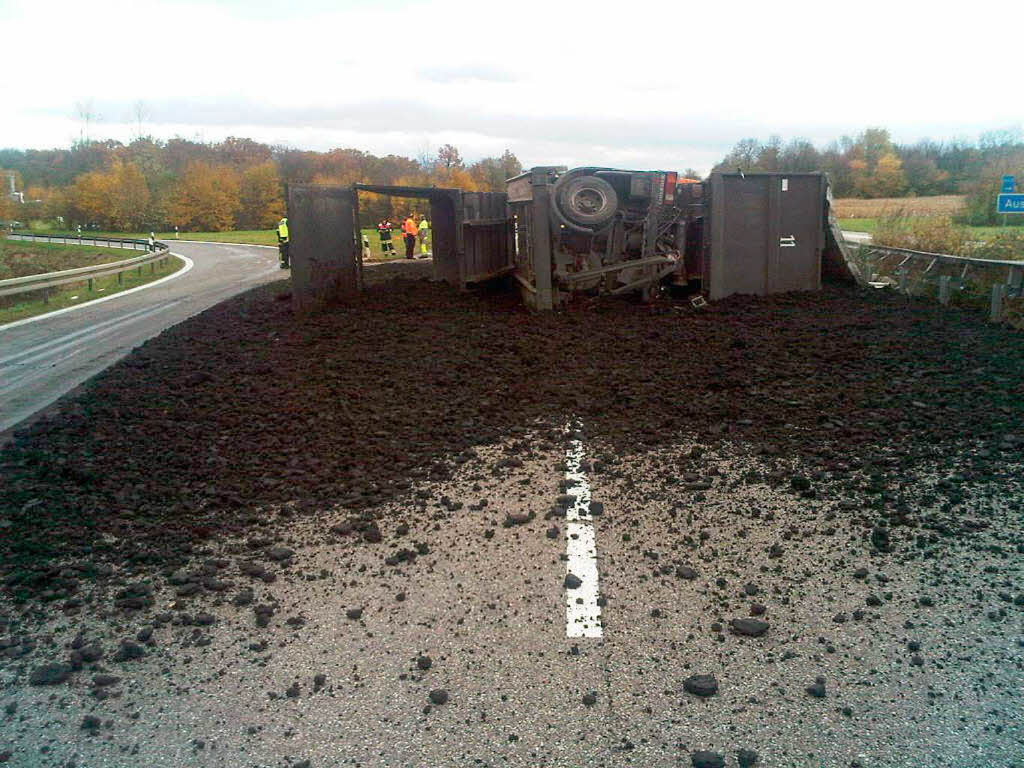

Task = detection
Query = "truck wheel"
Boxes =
[556,175,618,228]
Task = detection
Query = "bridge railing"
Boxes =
[0,232,172,298]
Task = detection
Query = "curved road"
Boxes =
[0,241,283,434]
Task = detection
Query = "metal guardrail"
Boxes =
[0,232,172,298]
[847,239,1023,323]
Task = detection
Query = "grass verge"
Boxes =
[360,228,429,261]
[840,217,1024,241]
[0,239,141,279]
[0,254,186,326]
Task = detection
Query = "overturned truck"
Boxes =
[285,168,855,316]
[506,166,854,310]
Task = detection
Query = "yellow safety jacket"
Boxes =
[277,219,289,241]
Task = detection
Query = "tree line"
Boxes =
[0,139,522,232]
[712,127,1024,225]
[4,126,1022,231]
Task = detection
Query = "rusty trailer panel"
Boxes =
[461,191,513,284]
[287,184,361,317]
[707,172,826,301]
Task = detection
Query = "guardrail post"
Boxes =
[859,248,873,282]
[898,268,908,294]
[990,284,1006,322]
[938,275,950,306]
[88,278,93,293]
[118,271,124,286]
[1009,265,1022,298]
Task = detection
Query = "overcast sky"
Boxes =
[2,0,1020,174]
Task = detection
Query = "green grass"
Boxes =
[0,239,141,279]
[839,218,1024,240]
[0,254,186,325]
[838,218,879,233]
[360,228,429,261]
[161,230,278,245]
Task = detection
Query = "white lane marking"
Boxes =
[0,299,181,366]
[0,302,183,396]
[0,254,194,332]
[565,426,603,639]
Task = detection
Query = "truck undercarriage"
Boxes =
[509,166,705,306]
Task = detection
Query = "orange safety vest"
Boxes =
[404,218,417,236]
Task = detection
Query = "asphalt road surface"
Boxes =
[3,435,1021,768]
[0,266,1021,767]
[0,241,282,434]
[843,231,872,245]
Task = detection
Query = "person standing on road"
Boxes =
[277,216,290,269]
[403,214,418,259]
[148,232,156,252]
[417,215,430,256]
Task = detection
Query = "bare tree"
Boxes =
[132,100,151,140]
[75,99,97,144]
[415,143,434,172]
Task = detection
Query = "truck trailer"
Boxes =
[506,166,852,310]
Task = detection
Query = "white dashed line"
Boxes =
[564,424,603,639]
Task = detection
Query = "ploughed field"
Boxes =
[1,261,1023,767]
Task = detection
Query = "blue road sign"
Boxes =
[997,193,1024,213]
[1002,175,1016,193]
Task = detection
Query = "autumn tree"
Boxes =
[65,169,108,225]
[437,144,464,170]
[870,152,908,197]
[167,161,240,231]
[239,161,284,229]
[468,149,523,191]
[0,191,15,224]
[847,128,907,197]
[107,160,150,230]
[62,159,149,229]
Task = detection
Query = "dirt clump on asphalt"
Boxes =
[1,268,1022,604]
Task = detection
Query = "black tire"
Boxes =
[555,175,618,228]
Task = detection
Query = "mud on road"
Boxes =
[0,264,1022,766]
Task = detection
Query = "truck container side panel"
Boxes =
[710,172,827,300]
[774,174,824,293]
[710,175,769,299]
[430,194,459,285]
[287,185,360,316]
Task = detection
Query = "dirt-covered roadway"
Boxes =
[1,262,1021,767]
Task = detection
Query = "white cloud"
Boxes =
[2,0,1019,174]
